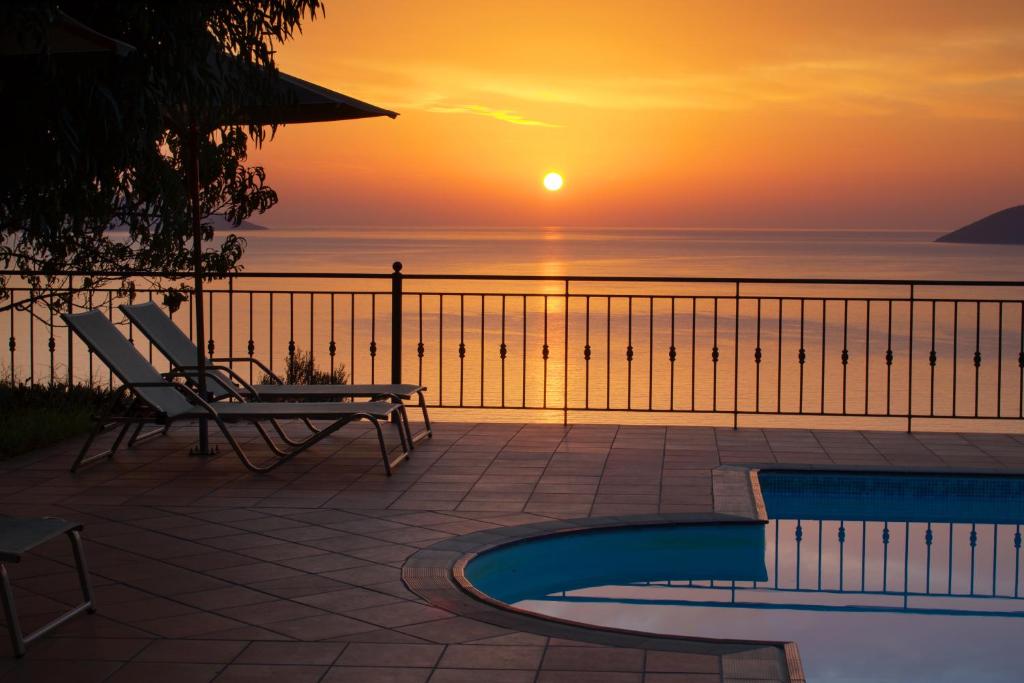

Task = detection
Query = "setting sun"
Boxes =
[543,172,563,192]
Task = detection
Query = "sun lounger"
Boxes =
[62,310,409,474]
[0,517,95,657]
[120,301,431,442]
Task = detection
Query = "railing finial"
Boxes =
[393,261,403,273]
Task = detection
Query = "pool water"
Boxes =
[465,472,1024,682]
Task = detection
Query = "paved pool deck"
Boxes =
[1,422,1023,682]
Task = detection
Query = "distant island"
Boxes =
[202,214,269,231]
[936,205,1023,244]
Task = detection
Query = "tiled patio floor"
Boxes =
[2,421,1023,682]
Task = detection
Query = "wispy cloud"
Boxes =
[425,104,561,127]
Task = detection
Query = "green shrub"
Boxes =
[0,383,125,459]
[259,349,348,385]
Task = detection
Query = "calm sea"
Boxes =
[238,225,1024,280]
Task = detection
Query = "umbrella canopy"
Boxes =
[0,10,134,57]
[233,71,398,125]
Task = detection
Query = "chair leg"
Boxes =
[418,390,432,438]
[70,417,110,473]
[397,404,414,454]
[371,419,392,476]
[68,531,96,615]
[105,422,133,460]
[0,564,25,658]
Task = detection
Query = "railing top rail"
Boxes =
[2,269,1024,288]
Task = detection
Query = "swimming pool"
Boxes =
[464,471,1024,682]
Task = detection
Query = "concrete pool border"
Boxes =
[402,462,1024,683]
[402,464,802,681]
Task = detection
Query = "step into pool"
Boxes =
[465,471,1024,682]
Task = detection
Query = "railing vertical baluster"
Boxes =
[391,262,402,385]
[542,295,549,409]
[563,280,569,423]
[669,298,676,411]
[349,293,355,383]
[9,300,15,384]
[606,297,611,409]
[370,294,377,383]
[501,295,507,408]
[996,302,1003,418]
[798,299,805,413]
[228,277,234,371]
[585,296,591,409]
[479,295,484,407]
[269,293,275,375]
[107,297,113,388]
[842,299,849,415]
[908,284,915,431]
[309,292,314,373]
[438,294,444,404]
[733,282,739,428]
[522,295,527,407]
[626,296,633,410]
[691,297,697,411]
[206,290,214,362]
[288,292,296,374]
[953,301,959,417]
[712,297,719,412]
[87,290,94,385]
[778,298,783,412]
[1019,302,1024,419]
[975,301,982,417]
[929,300,936,417]
[820,298,826,415]
[458,295,465,407]
[29,298,35,386]
[754,298,761,414]
[886,300,893,416]
[247,293,254,383]
[865,300,871,415]
[649,296,655,412]
[66,276,74,386]
[48,304,55,384]
[329,293,336,382]
[417,294,424,388]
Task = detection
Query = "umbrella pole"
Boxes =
[186,122,213,456]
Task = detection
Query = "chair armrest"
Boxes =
[211,357,283,384]
[168,365,263,401]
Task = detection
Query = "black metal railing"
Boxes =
[3,263,1024,429]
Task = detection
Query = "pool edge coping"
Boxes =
[403,463,1024,682]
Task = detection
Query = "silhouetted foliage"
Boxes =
[261,349,348,385]
[0,381,129,458]
[0,1,324,313]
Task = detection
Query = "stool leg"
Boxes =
[0,564,26,658]
[68,531,96,614]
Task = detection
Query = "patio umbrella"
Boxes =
[0,10,134,57]
[180,61,397,455]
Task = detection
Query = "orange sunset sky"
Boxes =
[250,0,1024,230]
